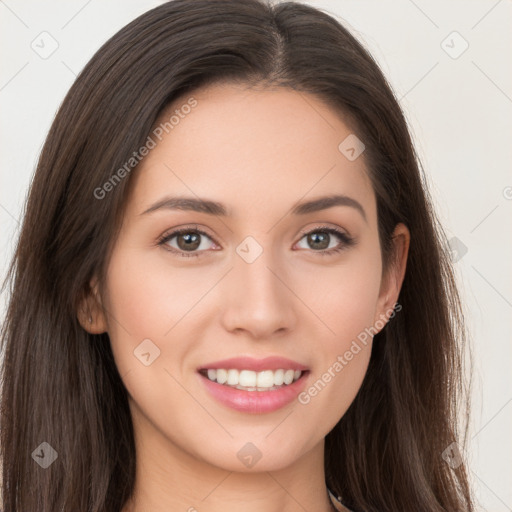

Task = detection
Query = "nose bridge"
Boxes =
[235,240,286,309]
[221,236,296,336]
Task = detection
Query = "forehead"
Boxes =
[127,83,376,222]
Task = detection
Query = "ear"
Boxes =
[77,275,109,334]
[373,223,410,330]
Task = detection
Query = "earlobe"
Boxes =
[373,223,410,329]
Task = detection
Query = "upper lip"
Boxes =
[198,356,309,372]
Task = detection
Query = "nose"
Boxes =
[220,247,297,339]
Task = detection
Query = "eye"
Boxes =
[295,226,356,255]
[157,224,356,259]
[157,226,218,258]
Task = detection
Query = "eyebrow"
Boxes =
[140,194,367,222]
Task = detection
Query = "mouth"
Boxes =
[197,366,310,414]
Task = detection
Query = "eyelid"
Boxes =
[297,223,352,239]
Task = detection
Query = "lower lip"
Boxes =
[198,371,310,413]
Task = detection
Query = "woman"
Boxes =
[0,1,475,511]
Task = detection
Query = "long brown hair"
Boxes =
[0,1,474,510]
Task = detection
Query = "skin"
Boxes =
[79,83,409,512]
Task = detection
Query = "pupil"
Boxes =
[178,232,200,251]
[309,232,329,250]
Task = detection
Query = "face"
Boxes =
[86,83,408,473]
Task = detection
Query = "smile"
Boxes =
[197,369,310,413]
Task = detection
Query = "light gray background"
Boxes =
[1,1,511,510]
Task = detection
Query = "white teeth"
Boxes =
[274,369,284,385]
[202,368,304,389]
[283,369,294,385]
[216,369,227,384]
[257,370,274,387]
[239,370,256,387]
[227,369,239,385]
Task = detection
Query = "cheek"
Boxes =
[294,246,382,409]
[101,247,184,373]
[297,244,383,345]
[102,248,210,435]
[103,246,213,339]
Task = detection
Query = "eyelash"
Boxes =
[157,225,356,258]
